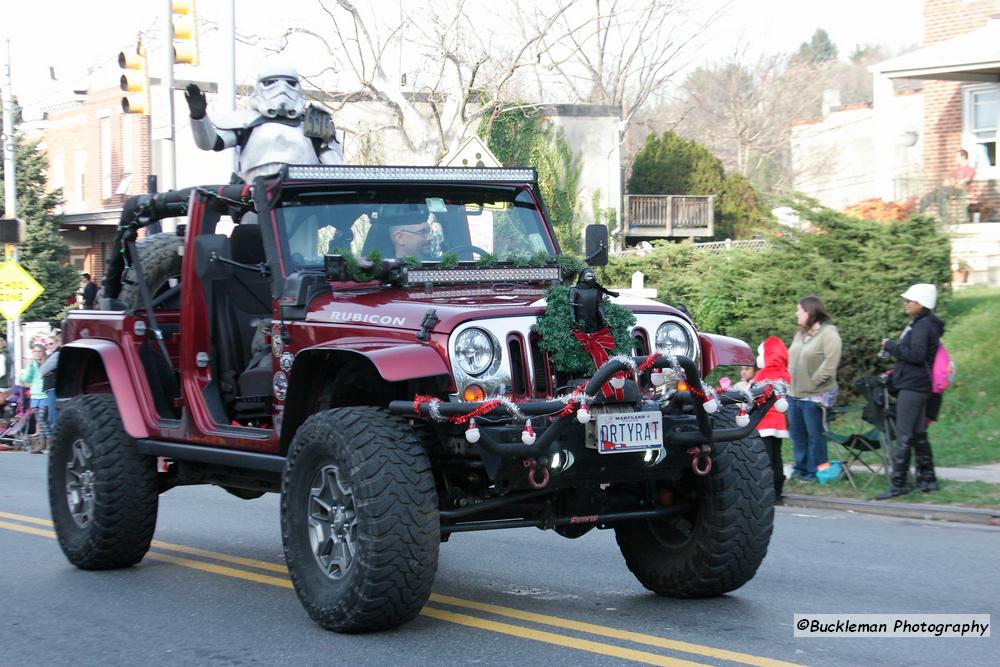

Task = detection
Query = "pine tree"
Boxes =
[792,28,839,65]
[0,133,80,325]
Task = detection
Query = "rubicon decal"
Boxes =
[328,311,406,327]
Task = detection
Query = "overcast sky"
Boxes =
[3,0,922,107]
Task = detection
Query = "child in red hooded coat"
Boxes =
[754,336,790,500]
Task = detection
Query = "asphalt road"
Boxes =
[1,452,996,667]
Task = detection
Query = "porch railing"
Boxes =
[625,195,714,238]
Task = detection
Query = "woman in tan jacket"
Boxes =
[787,296,842,481]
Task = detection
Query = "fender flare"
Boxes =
[294,341,450,383]
[55,340,151,439]
[698,333,755,376]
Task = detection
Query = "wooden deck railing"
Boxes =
[625,195,714,238]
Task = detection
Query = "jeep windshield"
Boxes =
[274,185,557,271]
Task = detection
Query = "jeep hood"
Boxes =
[305,285,688,334]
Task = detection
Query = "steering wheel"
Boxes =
[444,244,490,259]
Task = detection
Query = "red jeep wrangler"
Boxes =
[50,165,780,632]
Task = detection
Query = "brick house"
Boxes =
[872,0,1000,221]
[40,86,151,282]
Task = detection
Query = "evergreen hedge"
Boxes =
[600,196,952,388]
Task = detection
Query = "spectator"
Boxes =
[733,365,756,392]
[876,283,944,499]
[754,337,791,500]
[0,338,10,391]
[39,334,62,432]
[786,296,842,481]
[81,273,98,309]
[19,342,49,453]
[947,149,976,190]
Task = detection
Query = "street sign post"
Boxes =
[0,259,44,320]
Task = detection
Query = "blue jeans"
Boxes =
[45,389,57,430]
[787,397,828,478]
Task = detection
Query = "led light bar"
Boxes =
[405,266,561,285]
[285,165,537,182]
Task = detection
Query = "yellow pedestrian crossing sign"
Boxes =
[0,260,44,320]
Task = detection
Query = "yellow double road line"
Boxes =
[0,511,800,667]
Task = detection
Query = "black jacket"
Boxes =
[885,309,944,393]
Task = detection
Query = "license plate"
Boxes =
[595,411,662,454]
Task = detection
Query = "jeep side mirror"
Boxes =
[584,224,609,266]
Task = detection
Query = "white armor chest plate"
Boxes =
[240,121,317,180]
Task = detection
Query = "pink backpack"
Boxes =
[931,344,956,394]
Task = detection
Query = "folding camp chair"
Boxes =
[821,376,896,490]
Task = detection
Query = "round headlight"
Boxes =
[454,328,496,376]
[655,322,693,358]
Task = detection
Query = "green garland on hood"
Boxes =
[531,285,635,375]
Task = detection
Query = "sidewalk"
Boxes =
[933,463,1000,484]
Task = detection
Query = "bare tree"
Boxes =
[668,43,835,191]
[261,0,720,165]
[268,0,585,163]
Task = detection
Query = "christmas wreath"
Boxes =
[532,285,635,375]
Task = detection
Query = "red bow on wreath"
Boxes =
[573,327,624,398]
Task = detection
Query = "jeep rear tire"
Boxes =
[615,407,774,597]
[281,407,439,632]
[48,395,159,569]
[118,232,184,310]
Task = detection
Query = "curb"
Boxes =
[781,494,1000,526]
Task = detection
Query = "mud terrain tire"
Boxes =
[48,395,159,569]
[118,232,183,310]
[615,407,774,597]
[281,407,439,632]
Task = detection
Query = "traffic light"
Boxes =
[118,42,149,114]
[172,0,199,65]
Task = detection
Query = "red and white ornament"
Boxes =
[521,419,536,445]
[465,418,481,443]
[735,408,750,427]
[576,405,592,424]
[650,369,666,387]
[702,397,719,414]
[775,396,788,413]
[610,374,626,390]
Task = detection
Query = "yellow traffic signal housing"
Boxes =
[172,0,199,65]
[118,44,149,114]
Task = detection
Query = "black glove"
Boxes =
[185,83,207,120]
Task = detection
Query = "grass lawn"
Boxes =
[784,471,1000,509]
[927,287,1000,466]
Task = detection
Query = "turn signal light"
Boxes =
[677,381,689,392]
[463,384,486,402]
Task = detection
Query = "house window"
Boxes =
[963,84,999,174]
[74,150,87,209]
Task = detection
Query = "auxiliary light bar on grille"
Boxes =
[404,265,561,286]
[284,165,537,182]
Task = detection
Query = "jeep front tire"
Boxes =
[281,407,440,632]
[614,407,774,597]
[48,395,159,569]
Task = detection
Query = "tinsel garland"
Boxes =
[532,285,636,375]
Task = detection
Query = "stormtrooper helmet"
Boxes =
[250,63,305,119]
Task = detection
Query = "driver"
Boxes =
[390,219,434,259]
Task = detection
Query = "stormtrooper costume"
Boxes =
[186,64,343,182]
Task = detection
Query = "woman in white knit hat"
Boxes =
[876,283,945,499]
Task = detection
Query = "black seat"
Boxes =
[361,223,394,257]
[195,227,273,421]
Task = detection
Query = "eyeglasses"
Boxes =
[397,227,432,238]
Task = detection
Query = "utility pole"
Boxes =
[161,0,177,233]
[223,0,237,173]
[2,38,21,378]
